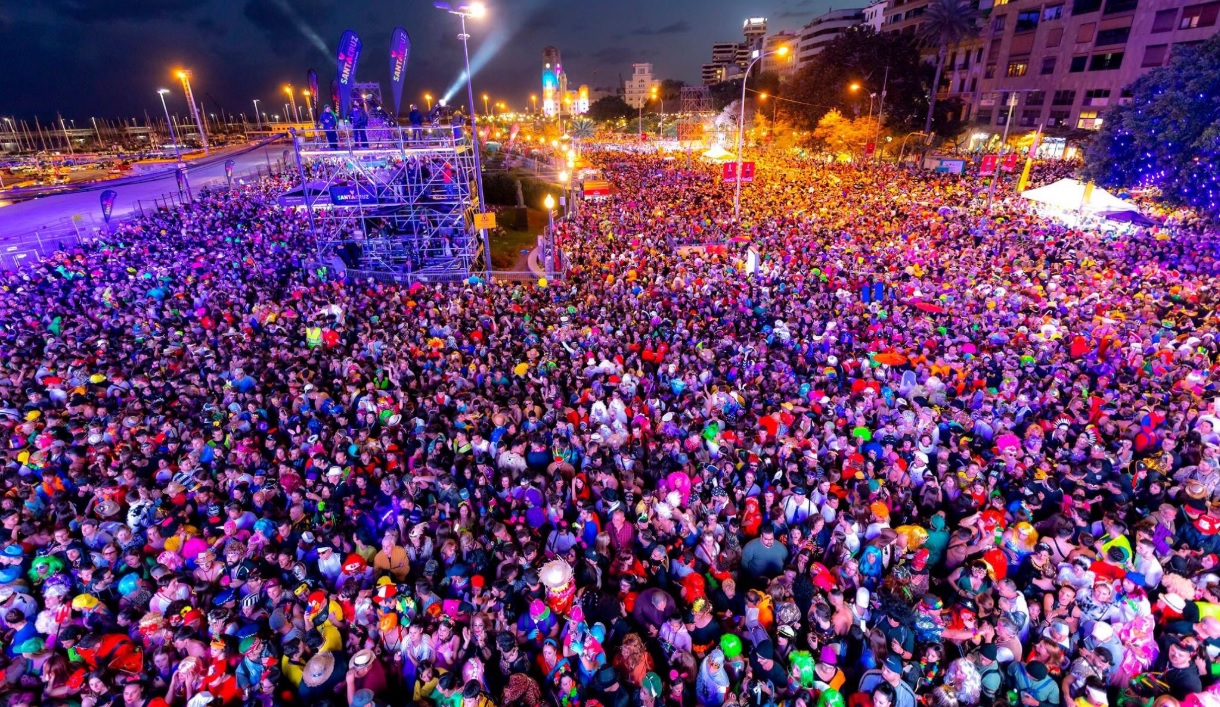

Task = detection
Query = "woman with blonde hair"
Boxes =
[614,632,654,689]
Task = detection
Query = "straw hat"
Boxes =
[302,652,336,687]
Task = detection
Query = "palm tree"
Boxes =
[919,0,980,136]
[568,118,595,141]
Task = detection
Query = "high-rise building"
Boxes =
[625,63,658,109]
[863,0,888,31]
[797,8,867,67]
[762,32,800,78]
[541,46,589,117]
[743,17,769,50]
[703,17,772,85]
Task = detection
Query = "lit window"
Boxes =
[1007,61,1029,76]
[1077,110,1103,129]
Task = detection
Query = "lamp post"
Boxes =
[544,193,556,277]
[482,94,489,116]
[253,100,262,132]
[285,86,299,123]
[91,117,103,147]
[176,69,209,154]
[986,91,1022,213]
[639,86,656,141]
[435,1,492,280]
[735,46,788,221]
[425,93,433,111]
[849,83,875,120]
[157,89,183,163]
[531,94,538,114]
[302,90,314,124]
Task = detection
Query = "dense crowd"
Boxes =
[1,144,1219,707]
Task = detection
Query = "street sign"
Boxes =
[979,154,998,176]
[722,161,755,183]
[1001,153,1018,172]
[583,180,611,197]
[473,212,496,230]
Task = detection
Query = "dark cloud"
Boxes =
[592,46,634,64]
[634,21,691,36]
[46,0,203,23]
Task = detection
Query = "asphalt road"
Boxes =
[0,139,291,241]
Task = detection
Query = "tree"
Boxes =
[813,109,879,160]
[918,0,980,135]
[568,118,596,141]
[586,96,633,123]
[658,79,685,107]
[1083,33,1220,218]
[785,27,929,135]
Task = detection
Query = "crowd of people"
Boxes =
[1,141,1219,707]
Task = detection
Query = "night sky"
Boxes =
[0,0,838,122]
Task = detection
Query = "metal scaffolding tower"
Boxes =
[678,86,714,145]
[285,124,485,283]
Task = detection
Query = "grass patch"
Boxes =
[489,208,547,270]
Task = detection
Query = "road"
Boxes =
[0,139,291,240]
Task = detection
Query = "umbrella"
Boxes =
[913,302,947,314]
[1100,210,1158,227]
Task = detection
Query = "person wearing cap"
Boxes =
[973,643,1004,702]
[1006,659,1060,707]
[1164,637,1203,699]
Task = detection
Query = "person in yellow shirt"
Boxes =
[412,661,446,703]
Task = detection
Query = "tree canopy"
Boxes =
[586,96,634,123]
[784,27,935,135]
[1082,33,1220,218]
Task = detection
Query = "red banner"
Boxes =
[865,142,876,158]
[722,161,755,183]
[1001,153,1018,172]
[979,154,998,176]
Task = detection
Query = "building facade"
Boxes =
[762,31,800,78]
[625,63,658,109]
[973,0,1220,133]
[797,8,868,66]
[702,17,772,85]
[541,47,589,117]
[863,0,888,31]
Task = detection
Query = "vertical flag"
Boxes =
[330,79,340,116]
[224,159,235,189]
[506,122,521,152]
[979,154,998,176]
[336,30,363,118]
[1083,181,1095,207]
[389,27,410,116]
[1016,159,1033,193]
[99,190,117,224]
[307,69,320,122]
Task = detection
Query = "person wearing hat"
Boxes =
[235,634,280,694]
[1064,643,1111,702]
[973,643,1004,702]
[1006,659,1060,707]
[298,651,345,703]
[346,649,388,705]
[1164,636,1204,699]
[591,666,629,707]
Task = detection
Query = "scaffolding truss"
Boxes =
[680,86,713,114]
[286,125,484,283]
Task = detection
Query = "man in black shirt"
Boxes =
[1165,638,1203,700]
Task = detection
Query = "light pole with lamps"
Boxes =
[544,193,556,277]
[425,93,433,111]
[302,90,314,124]
[734,46,788,221]
[435,1,492,280]
[482,94,489,116]
[157,89,183,163]
[638,85,656,140]
[285,86,299,123]
[848,83,875,120]
[253,99,262,132]
[175,69,209,154]
[531,94,538,114]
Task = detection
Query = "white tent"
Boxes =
[1021,178,1134,213]
[701,144,737,163]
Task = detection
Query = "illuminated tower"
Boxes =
[542,46,562,117]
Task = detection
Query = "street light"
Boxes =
[531,94,538,114]
[157,89,183,163]
[253,99,262,132]
[435,0,492,280]
[849,82,876,120]
[482,93,489,115]
[302,89,314,124]
[734,46,788,221]
[758,92,778,135]
[285,85,299,123]
[175,69,209,154]
[425,93,433,111]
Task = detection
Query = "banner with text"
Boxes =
[389,27,410,116]
[979,154,998,176]
[722,161,755,183]
[336,30,363,118]
[99,190,117,224]
[1001,153,1018,173]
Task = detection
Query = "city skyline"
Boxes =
[0,0,842,120]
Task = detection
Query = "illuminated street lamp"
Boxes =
[734,46,788,221]
[302,89,314,124]
[285,85,299,123]
[482,94,490,116]
[531,94,538,114]
[435,0,491,280]
[157,89,183,163]
[425,93,433,111]
[252,99,262,132]
[175,69,209,154]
